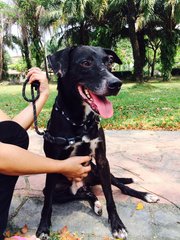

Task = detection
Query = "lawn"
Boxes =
[0,78,180,130]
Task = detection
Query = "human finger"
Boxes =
[67,177,73,181]
[82,165,91,173]
[28,67,41,72]
[80,156,92,165]
[26,69,44,79]
[74,177,83,182]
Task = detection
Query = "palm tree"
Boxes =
[40,0,110,46]
[110,0,156,82]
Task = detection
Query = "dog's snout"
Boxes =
[108,79,122,90]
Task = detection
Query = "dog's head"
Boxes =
[47,46,122,118]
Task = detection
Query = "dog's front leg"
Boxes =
[95,131,128,239]
[36,173,59,239]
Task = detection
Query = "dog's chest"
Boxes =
[66,105,100,157]
[68,135,100,157]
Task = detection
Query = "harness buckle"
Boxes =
[68,138,76,146]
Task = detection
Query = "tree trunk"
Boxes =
[0,14,4,81]
[127,0,143,83]
[21,25,32,69]
[151,49,157,77]
[137,31,146,68]
[79,22,89,45]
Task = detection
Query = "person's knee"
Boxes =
[0,121,29,149]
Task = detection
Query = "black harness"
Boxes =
[44,99,100,147]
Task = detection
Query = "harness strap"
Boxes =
[43,131,82,146]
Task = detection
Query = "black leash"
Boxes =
[22,78,44,135]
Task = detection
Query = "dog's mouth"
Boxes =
[77,85,113,118]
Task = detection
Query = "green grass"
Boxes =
[0,79,180,130]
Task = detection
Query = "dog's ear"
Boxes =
[47,47,73,77]
[103,48,122,65]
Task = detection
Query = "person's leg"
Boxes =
[0,121,29,240]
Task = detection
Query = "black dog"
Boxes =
[36,46,159,239]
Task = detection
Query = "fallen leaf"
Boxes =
[136,202,144,210]
[59,226,68,235]
[59,226,81,240]
[5,230,11,238]
[21,224,28,234]
[103,237,111,240]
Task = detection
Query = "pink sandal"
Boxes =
[10,236,39,240]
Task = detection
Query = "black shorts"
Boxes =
[0,121,29,239]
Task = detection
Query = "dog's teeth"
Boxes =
[84,89,91,99]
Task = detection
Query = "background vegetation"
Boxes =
[0,0,180,82]
[0,0,180,131]
[0,79,179,130]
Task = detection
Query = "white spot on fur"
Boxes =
[39,233,50,240]
[82,135,90,143]
[132,178,138,183]
[83,102,93,117]
[71,180,83,195]
[113,228,128,239]
[94,200,102,215]
[69,142,82,156]
[145,193,159,203]
[69,136,100,157]
[90,137,100,155]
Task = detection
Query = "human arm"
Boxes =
[0,142,91,179]
[12,68,49,130]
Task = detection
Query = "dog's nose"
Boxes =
[108,79,122,90]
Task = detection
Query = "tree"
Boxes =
[0,1,17,80]
[146,37,161,77]
[154,0,180,80]
[110,0,156,82]
[40,0,110,46]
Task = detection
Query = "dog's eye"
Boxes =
[105,61,113,71]
[80,60,92,68]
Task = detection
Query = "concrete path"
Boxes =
[8,130,180,239]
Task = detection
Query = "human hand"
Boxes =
[60,156,91,181]
[26,67,49,98]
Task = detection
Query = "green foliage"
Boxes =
[90,26,114,48]
[46,38,61,55]
[2,51,10,79]
[115,39,133,71]
[9,58,27,72]
[15,0,46,67]
[160,31,178,81]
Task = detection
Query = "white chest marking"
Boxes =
[69,136,100,157]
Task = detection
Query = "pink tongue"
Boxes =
[89,92,113,118]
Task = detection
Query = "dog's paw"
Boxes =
[38,233,50,240]
[110,214,128,239]
[113,228,128,239]
[94,200,102,216]
[145,193,159,203]
[132,178,138,183]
